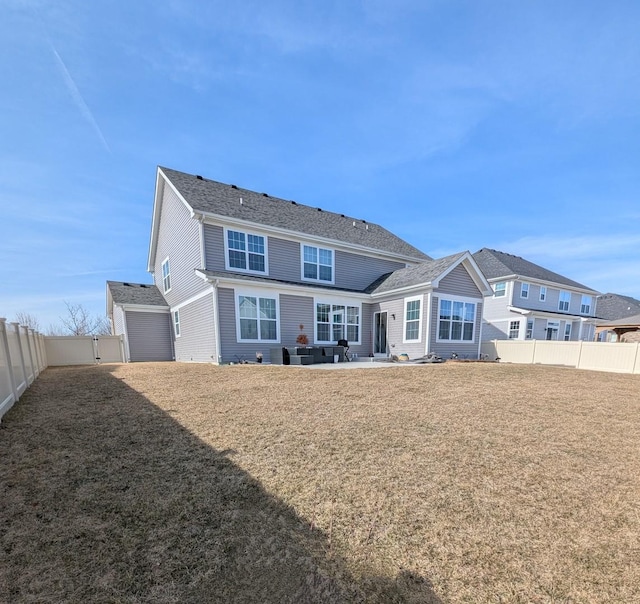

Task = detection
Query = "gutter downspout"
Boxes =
[424,292,432,356]
[213,280,222,364]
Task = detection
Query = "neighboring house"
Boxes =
[106,281,173,362]
[108,166,492,363]
[472,248,599,342]
[594,313,640,343]
[594,293,640,342]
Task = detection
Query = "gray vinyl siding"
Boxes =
[437,264,483,298]
[125,311,173,362]
[203,222,406,291]
[375,297,425,359]
[173,293,217,362]
[358,303,374,357]
[430,295,483,359]
[334,252,405,291]
[154,185,208,306]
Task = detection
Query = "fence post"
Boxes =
[11,323,28,392]
[0,318,18,406]
[21,326,35,385]
[576,340,584,369]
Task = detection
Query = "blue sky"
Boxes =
[2,0,639,329]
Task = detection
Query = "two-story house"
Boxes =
[107,166,492,363]
[473,248,599,342]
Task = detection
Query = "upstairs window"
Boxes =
[539,286,547,302]
[580,295,592,314]
[438,298,475,341]
[520,283,529,299]
[302,245,334,283]
[494,282,506,297]
[226,229,267,274]
[509,321,520,339]
[559,291,571,312]
[404,296,422,342]
[161,258,171,293]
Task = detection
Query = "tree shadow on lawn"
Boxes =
[1,366,442,604]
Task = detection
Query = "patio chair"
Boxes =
[337,339,350,361]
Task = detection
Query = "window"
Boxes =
[494,282,506,297]
[580,295,592,315]
[226,229,267,273]
[526,319,534,339]
[302,245,333,283]
[161,258,171,293]
[508,321,520,339]
[559,291,570,312]
[539,286,547,302]
[236,293,278,342]
[315,301,360,343]
[438,298,475,341]
[404,296,422,342]
[546,320,560,340]
[520,283,529,299]
[564,322,572,341]
[173,310,181,337]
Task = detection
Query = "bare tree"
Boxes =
[13,312,42,331]
[58,302,111,336]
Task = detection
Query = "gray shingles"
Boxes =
[473,248,597,292]
[595,293,640,320]
[107,281,168,306]
[159,167,431,261]
[366,252,467,294]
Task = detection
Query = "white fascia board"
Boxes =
[199,213,427,265]
[195,270,368,301]
[119,303,170,313]
[507,306,532,316]
[508,306,589,321]
[490,273,599,296]
[370,283,434,300]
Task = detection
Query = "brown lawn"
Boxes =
[1,362,639,603]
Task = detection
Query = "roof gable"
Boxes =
[157,167,431,262]
[473,248,597,293]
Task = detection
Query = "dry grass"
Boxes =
[1,362,639,603]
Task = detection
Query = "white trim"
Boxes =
[493,281,507,298]
[173,310,181,338]
[520,282,530,299]
[435,296,478,343]
[403,295,422,344]
[119,304,170,313]
[234,287,280,344]
[170,288,214,312]
[486,274,599,297]
[212,283,222,364]
[161,257,171,293]
[558,290,571,312]
[223,227,269,275]
[539,286,547,302]
[198,219,206,270]
[300,243,335,285]
[313,296,362,345]
[425,292,432,355]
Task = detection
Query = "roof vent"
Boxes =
[231,184,238,189]
[365,224,369,231]
[317,208,323,212]
[341,214,345,218]
[140,284,148,288]
[362,220,367,223]
[352,221,356,227]
[262,193,269,197]
[123,282,131,286]
[291,200,297,205]
[240,197,243,205]
[196,175,203,180]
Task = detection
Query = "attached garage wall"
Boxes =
[125,311,174,362]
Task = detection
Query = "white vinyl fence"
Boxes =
[0,318,48,422]
[481,340,640,375]
[44,335,125,366]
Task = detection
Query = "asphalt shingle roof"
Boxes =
[597,312,640,327]
[159,167,431,261]
[595,293,640,321]
[366,252,468,294]
[107,281,168,306]
[472,248,597,292]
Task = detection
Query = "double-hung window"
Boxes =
[236,293,278,342]
[161,258,171,293]
[520,283,529,299]
[494,282,506,297]
[539,286,547,302]
[564,322,572,341]
[404,296,422,342]
[315,300,360,344]
[526,319,534,339]
[580,295,592,315]
[559,291,571,312]
[226,229,267,274]
[173,310,181,337]
[438,298,476,341]
[302,245,333,283]
[509,321,520,339]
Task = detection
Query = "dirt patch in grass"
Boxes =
[1,363,639,603]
